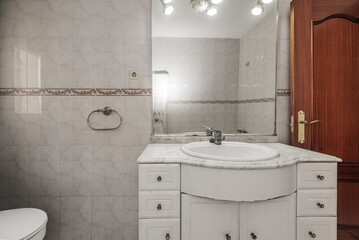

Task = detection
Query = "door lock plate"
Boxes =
[298,110,305,144]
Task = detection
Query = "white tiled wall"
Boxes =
[0,1,152,240]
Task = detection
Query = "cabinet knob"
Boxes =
[317,202,325,208]
[308,231,316,238]
[157,204,162,210]
[157,176,162,182]
[250,233,257,239]
[225,233,231,240]
[165,233,170,240]
[317,175,325,180]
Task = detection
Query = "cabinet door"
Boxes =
[240,194,296,240]
[182,194,239,240]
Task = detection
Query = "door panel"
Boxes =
[240,194,296,240]
[312,18,359,163]
[181,194,239,240]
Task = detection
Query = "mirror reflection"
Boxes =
[152,0,278,135]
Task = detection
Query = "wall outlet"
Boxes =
[129,70,139,80]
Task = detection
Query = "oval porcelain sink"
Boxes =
[182,142,279,162]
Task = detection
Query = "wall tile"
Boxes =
[28,197,60,240]
[122,146,145,197]
[60,197,91,240]
[0,146,27,196]
[124,197,138,240]
[276,40,290,90]
[120,96,151,146]
[27,146,59,196]
[276,96,291,144]
[92,146,123,197]
[92,197,124,240]
[0,197,27,211]
[26,97,62,146]
[60,146,92,197]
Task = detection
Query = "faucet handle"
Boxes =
[202,125,213,136]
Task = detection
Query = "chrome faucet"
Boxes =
[210,130,225,145]
[202,125,213,136]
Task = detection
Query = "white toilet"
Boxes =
[0,208,48,240]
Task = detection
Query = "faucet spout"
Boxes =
[210,130,225,145]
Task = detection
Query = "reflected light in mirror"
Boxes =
[211,0,223,4]
[207,5,218,16]
[163,4,174,15]
[261,0,273,4]
[161,0,173,3]
[251,1,264,15]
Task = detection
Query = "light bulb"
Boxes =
[161,0,173,3]
[163,3,174,15]
[207,6,218,16]
[261,0,273,3]
[211,0,223,4]
[251,2,263,15]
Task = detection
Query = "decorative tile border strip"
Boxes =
[276,89,290,97]
[0,88,152,96]
[167,98,275,104]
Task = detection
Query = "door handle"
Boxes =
[299,120,321,125]
[298,110,321,144]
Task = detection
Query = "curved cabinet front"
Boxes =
[181,164,297,202]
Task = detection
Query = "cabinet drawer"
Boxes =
[297,163,337,189]
[297,190,337,217]
[139,219,180,240]
[139,191,180,218]
[297,217,336,240]
[139,164,180,191]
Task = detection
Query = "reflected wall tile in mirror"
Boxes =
[0,0,27,37]
[26,146,59,197]
[0,146,27,196]
[0,197,27,211]
[59,38,93,88]
[60,197,91,240]
[91,197,124,240]
[60,146,92,197]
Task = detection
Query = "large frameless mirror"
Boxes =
[152,0,278,136]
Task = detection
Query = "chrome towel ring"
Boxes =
[87,106,122,131]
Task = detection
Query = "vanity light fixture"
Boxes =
[261,0,273,3]
[251,0,264,16]
[206,5,218,16]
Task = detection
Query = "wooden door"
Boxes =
[290,0,359,239]
[239,194,296,240]
[181,194,240,240]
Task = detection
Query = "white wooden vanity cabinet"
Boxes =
[138,144,340,240]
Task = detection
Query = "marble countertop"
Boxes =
[137,143,341,169]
